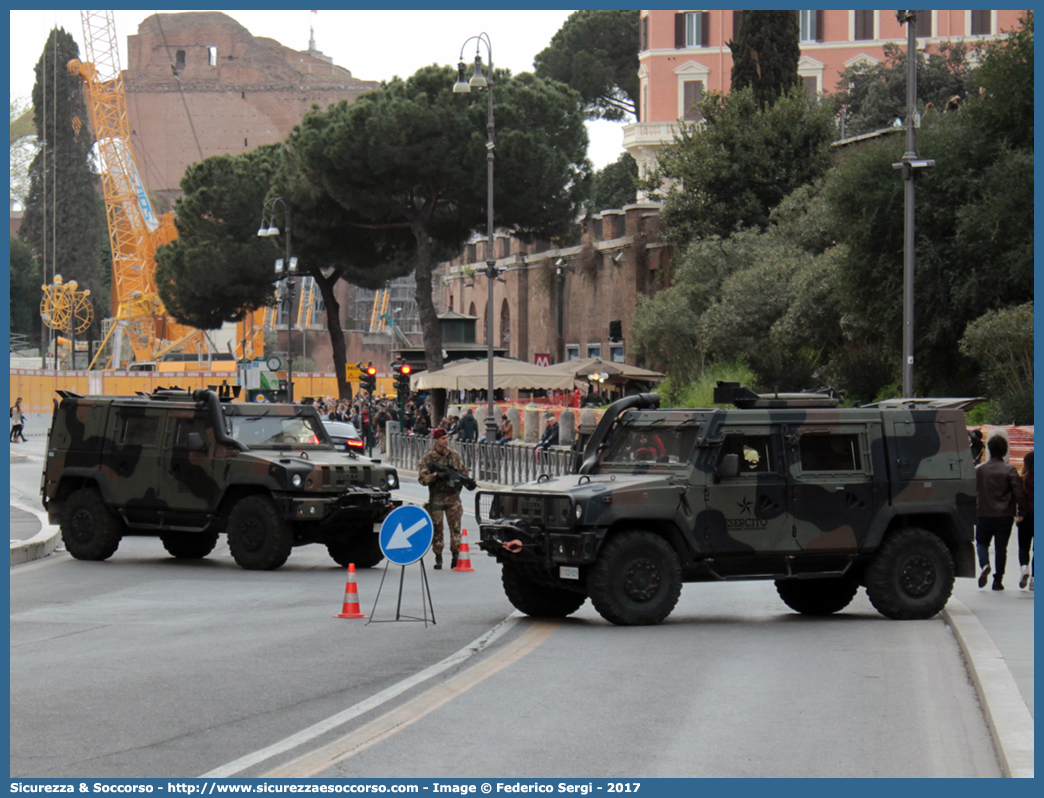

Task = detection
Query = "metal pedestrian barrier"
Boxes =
[386,427,576,487]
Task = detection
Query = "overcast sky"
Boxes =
[9,9,629,169]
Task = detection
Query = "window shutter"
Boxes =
[675,13,686,48]
[733,10,742,39]
[701,12,710,46]
[916,10,931,37]
[640,15,649,51]
[684,80,703,121]
[815,10,824,41]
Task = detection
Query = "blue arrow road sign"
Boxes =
[379,505,434,566]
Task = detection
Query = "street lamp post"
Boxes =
[893,11,935,398]
[454,32,499,447]
[258,197,297,402]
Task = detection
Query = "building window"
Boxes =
[854,10,874,41]
[799,10,823,42]
[566,345,580,361]
[915,11,932,38]
[586,343,602,359]
[733,10,742,38]
[640,15,649,51]
[683,80,703,121]
[610,344,624,363]
[801,10,818,42]
[802,76,818,100]
[175,50,186,70]
[208,46,217,66]
[970,10,992,36]
[675,11,709,48]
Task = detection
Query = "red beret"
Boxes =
[432,428,447,439]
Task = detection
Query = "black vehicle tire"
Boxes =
[502,564,587,618]
[160,531,219,560]
[865,528,955,620]
[327,533,384,569]
[775,575,860,616]
[226,495,293,571]
[60,488,124,561]
[587,530,682,626]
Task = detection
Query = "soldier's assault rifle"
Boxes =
[434,463,477,491]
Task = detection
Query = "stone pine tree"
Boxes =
[729,11,801,106]
[20,28,107,338]
[286,65,590,417]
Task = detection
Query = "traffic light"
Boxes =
[392,360,412,395]
[359,362,377,394]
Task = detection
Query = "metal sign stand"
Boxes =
[366,558,436,626]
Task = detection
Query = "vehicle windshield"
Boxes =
[223,408,330,449]
[597,425,700,467]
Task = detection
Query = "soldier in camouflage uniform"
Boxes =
[418,428,470,569]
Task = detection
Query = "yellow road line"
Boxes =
[264,620,560,778]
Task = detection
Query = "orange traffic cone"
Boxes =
[453,528,475,572]
[334,563,368,619]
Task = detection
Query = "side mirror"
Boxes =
[187,432,209,453]
[718,453,740,480]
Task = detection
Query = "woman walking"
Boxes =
[10,397,27,443]
[1018,451,1034,590]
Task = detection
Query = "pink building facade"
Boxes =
[624,9,1026,180]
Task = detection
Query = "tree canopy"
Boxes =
[835,41,974,137]
[155,146,283,331]
[650,85,836,242]
[20,28,107,338]
[534,10,640,121]
[587,151,637,214]
[285,65,591,386]
[10,238,42,344]
[729,11,801,106]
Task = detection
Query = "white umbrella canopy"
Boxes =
[412,357,575,391]
[546,357,665,384]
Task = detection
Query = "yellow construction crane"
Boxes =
[68,10,264,368]
[369,287,390,332]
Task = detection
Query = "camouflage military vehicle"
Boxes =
[475,384,979,625]
[41,387,400,570]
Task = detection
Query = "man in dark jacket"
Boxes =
[976,435,1029,590]
[458,408,479,442]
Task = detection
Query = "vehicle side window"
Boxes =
[117,413,160,446]
[721,434,774,474]
[799,433,861,472]
[172,417,208,448]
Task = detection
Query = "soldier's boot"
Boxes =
[451,550,459,570]
[434,552,443,570]
[1020,565,1030,589]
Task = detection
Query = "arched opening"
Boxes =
[499,298,510,352]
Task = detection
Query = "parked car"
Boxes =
[322,419,365,453]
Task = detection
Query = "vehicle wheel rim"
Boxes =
[623,557,661,602]
[240,517,265,552]
[899,554,935,598]
[70,510,94,543]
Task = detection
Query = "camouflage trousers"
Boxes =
[427,497,463,554]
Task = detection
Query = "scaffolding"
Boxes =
[355,275,423,343]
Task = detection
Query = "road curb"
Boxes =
[9,497,61,567]
[942,598,1034,778]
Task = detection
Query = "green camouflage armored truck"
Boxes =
[42,387,400,570]
[476,384,979,625]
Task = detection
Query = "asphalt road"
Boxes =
[9,446,1003,778]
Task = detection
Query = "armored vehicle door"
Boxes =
[107,403,166,518]
[784,425,877,551]
[162,408,222,513]
[702,427,790,553]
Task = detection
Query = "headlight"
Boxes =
[575,503,583,520]
[291,474,303,488]
[387,471,398,489]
